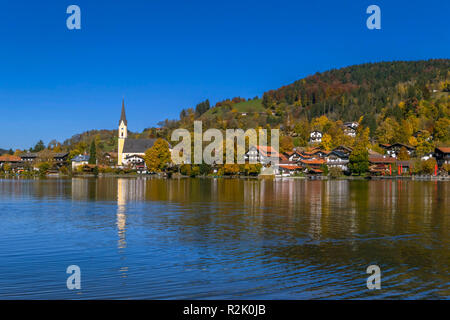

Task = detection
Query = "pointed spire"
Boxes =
[119,99,127,126]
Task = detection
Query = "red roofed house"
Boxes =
[435,147,450,167]
[299,159,326,173]
[368,154,396,175]
[245,145,281,165]
[278,161,302,176]
[0,155,22,172]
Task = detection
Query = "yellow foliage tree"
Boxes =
[320,133,333,151]
[311,115,330,131]
[144,138,172,173]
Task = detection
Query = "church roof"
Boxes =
[119,99,127,126]
[123,139,157,153]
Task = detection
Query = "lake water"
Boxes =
[0,177,448,299]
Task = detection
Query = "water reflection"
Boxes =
[0,177,448,299]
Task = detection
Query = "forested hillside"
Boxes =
[154,59,449,152]
[261,59,449,134]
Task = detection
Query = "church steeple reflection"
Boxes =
[117,178,127,250]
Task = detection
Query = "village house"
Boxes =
[53,152,69,167]
[284,150,302,162]
[309,130,322,143]
[395,160,412,174]
[245,145,281,165]
[20,152,38,162]
[277,161,302,176]
[332,145,353,156]
[344,122,359,130]
[71,154,90,170]
[123,154,146,167]
[103,152,118,166]
[434,147,450,166]
[307,149,329,159]
[298,158,326,174]
[0,155,22,171]
[379,143,415,158]
[368,154,396,175]
[343,124,357,137]
[325,150,349,171]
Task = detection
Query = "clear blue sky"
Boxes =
[0,0,448,150]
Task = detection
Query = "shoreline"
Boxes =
[1,173,449,181]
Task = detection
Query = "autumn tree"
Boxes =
[320,133,333,151]
[144,138,172,173]
[293,118,310,146]
[348,146,369,175]
[434,118,450,142]
[279,136,294,153]
[397,147,410,160]
[348,126,370,175]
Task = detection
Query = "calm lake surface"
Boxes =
[0,177,448,299]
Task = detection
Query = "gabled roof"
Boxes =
[327,150,349,159]
[435,147,450,154]
[254,145,280,158]
[310,149,330,155]
[53,152,69,158]
[125,154,145,160]
[0,155,21,162]
[20,152,38,158]
[123,139,157,153]
[279,164,301,170]
[299,159,326,165]
[369,156,395,164]
[72,154,90,162]
[333,145,353,153]
[380,143,415,150]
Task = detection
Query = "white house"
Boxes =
[379,143,415,158]
[344,122,359,129]
[343,125,357,137]
[325,151,349,171]
[123,154,146,166]
[72,154,90,170]
[245,145,281,165]
[309,130,323,143]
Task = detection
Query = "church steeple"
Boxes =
[118,99,128,166]
[119,99,127,126]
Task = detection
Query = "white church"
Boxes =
[117,100,158,166]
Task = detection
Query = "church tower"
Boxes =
[118,99,127,165]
